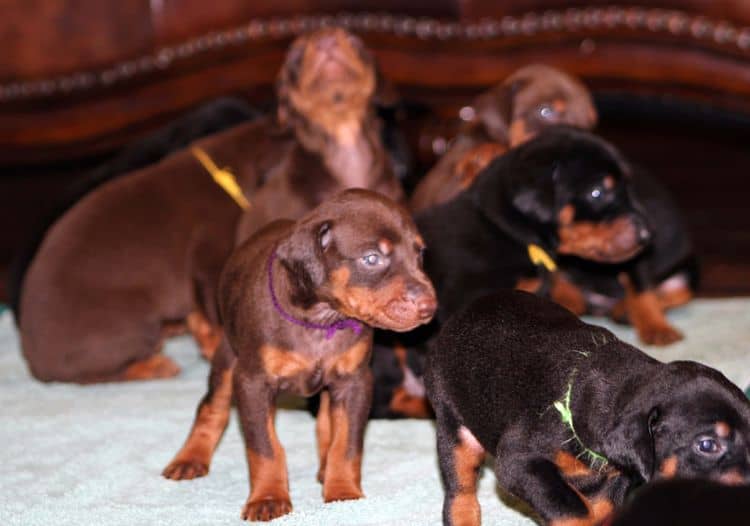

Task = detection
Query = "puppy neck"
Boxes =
[269,251,361,335]
[290,109,386,189]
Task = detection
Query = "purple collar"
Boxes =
[268,251,364,340]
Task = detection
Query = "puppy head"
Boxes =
[607,362,750,485]
[276,28,376,143]
[469,64,597,145]
[276,189,436,332]
[472,127,650,263]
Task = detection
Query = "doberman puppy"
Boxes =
[425,289,750,526]
[410,64,597,214]
[162,190,436,522]
[17,27,402,382]
[556,170,697,346]
[416,126,651,323]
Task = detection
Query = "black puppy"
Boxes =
[416,126,651,322]
[425,289,750,526]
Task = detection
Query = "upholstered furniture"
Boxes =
[2,1,750,299]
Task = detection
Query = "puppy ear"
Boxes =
[472,78,528,143]
[469,155,556,247]
[602,406,659,482]
[509,162,557,224]
[276,38,305,127]
[276,221,334,308]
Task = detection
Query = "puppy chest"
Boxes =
[258,340,370,395]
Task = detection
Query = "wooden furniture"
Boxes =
[2,1,750,300]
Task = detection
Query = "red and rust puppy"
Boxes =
[17,28,402,383]
[162,189,436,522]
[426,290,750,526]
[410,64,597,213]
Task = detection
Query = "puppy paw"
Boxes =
[241,498,292,522]
[323,482,364,503]
[123,354,180,381]
[639,324,684,346]
[162,459,209,480]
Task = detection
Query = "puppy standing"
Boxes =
[410,64,597,213]
[17,27,403,383]
[426,290,750,526]
[163,190,436,521]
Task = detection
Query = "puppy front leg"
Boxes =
[494,453,608,526]
[619,273,683,346]
[322,368,373,502]
[235,372,291,522]
[163,339,235,479]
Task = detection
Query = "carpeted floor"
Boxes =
[1,299,749,526]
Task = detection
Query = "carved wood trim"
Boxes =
[3,6,750,103]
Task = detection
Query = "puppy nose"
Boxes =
[417,295,438,320]
[406,282,438,320]
[317,33,339,52]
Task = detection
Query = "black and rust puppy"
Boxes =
[163,190,436,522]
[425,290,750,526]
[556,170,697,346]
[410,64,598,213]
[417,126,651,322]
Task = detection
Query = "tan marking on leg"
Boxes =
[550,273,588,316]
[555,450,593,478]
[162,368,234,480]
[260,344,311,378]
[187,312,223,360]
[121,353,180,381]
[656,282,693,310]
[550,498,613,526]
[449,426,484,526]
[242,410,292,521]
[323,405,364,502]
[515,276,542,294]
[621,274,683,346]
[388,386,433,418]
[659,455,678,479]
[316,390,332,483]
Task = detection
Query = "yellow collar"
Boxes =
[527,244,557,272]
[191,146,251,210]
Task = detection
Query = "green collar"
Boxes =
[553,380,609,469]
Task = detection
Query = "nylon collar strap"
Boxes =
[191,146,251,210]
[527,243,557,272]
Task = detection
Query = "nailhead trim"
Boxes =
[3,7,750,102]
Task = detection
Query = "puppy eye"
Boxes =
[362,253,381,267]
[591,188,602,199]
[695,437,724,456]
[538,104,559,120]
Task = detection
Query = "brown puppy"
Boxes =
[162,190,436,522]
[410,64,597,213]
[18,28,402,383]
